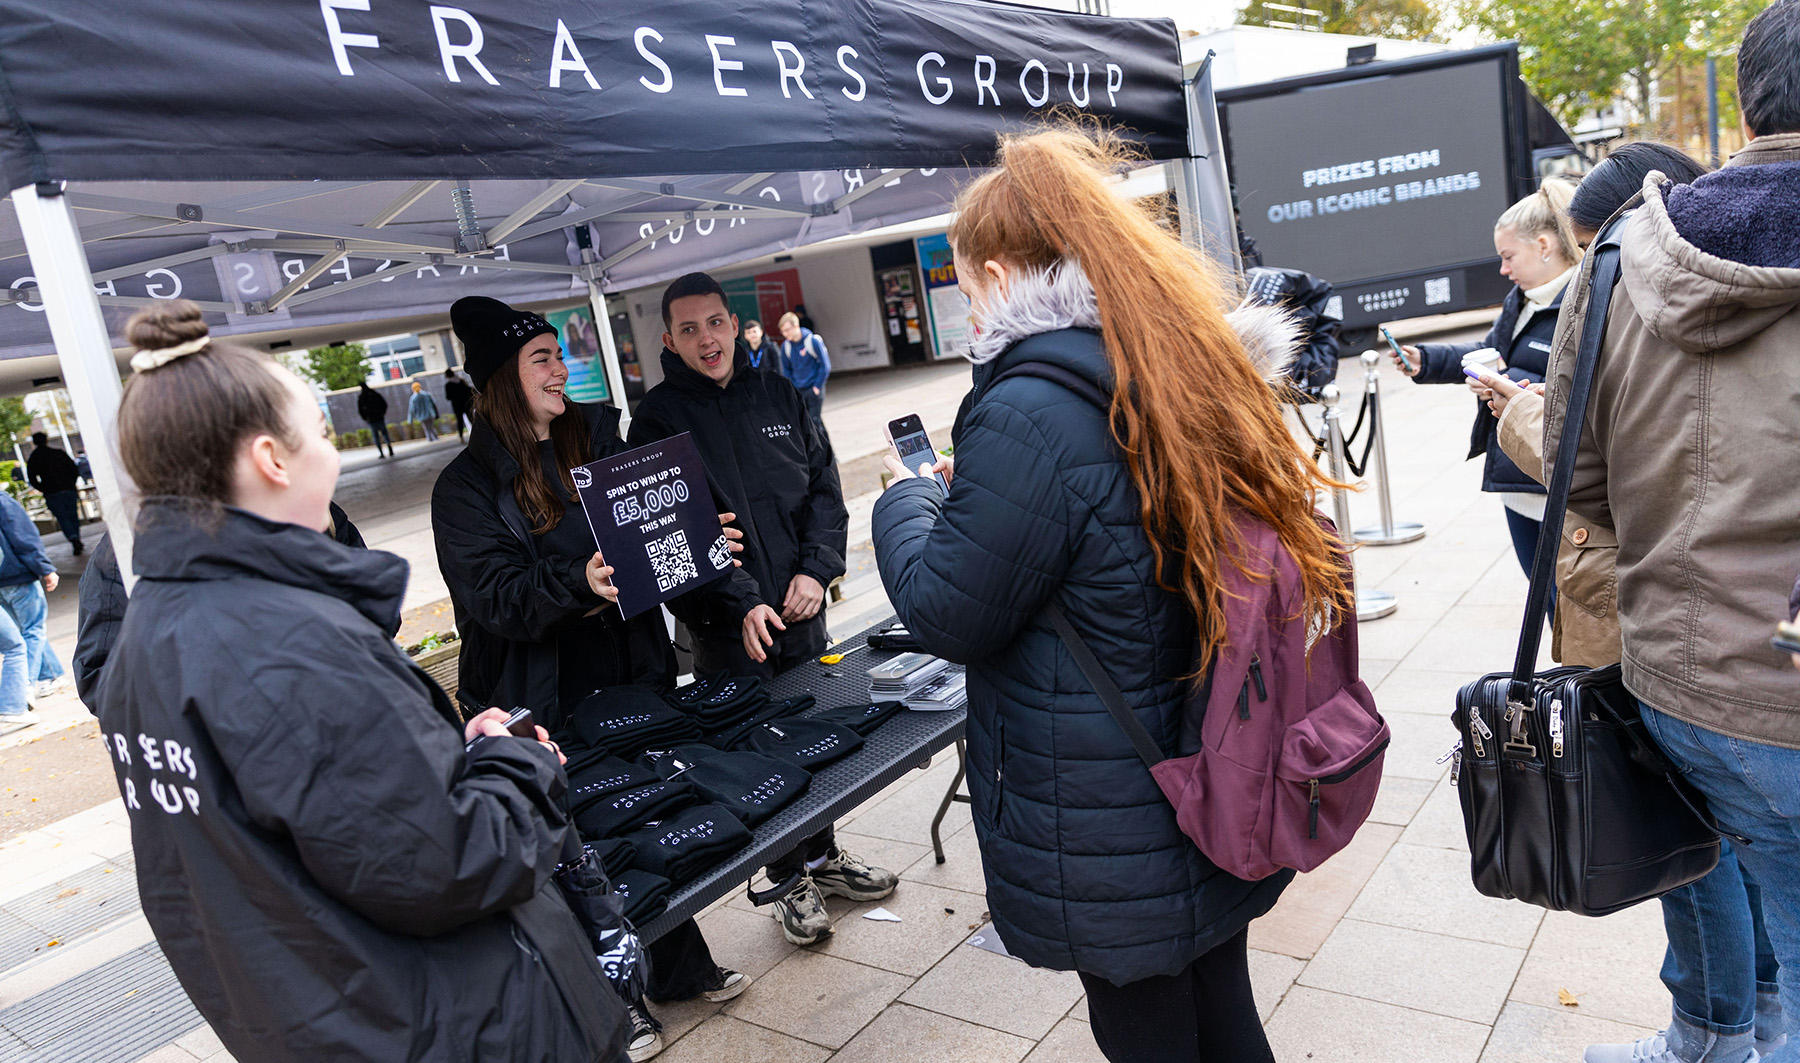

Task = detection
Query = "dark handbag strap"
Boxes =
[1505,220,1628,723]
[1045,602,1166,769]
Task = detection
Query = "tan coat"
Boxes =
[1545,134,1800,749]
[1494,391,1621,668]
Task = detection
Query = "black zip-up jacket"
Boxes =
[74,503,364,712]
[99,501,625,1063]
[356,387,388,424]
[432,402,748,725]
[26,444,79,494]
[1410,282,1565,494]
[627,345,847,638]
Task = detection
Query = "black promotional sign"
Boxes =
[0,0,1186,187]
[573,433,734,619]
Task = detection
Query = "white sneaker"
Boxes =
[1584,1033,1676,1063]
[0,709,38,726]
[625,1002,662,1062]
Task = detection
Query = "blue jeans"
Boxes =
[1658,841,1784,1061]
[44,489,80,546]
[1643,703,1800,1063]
[0,599,27,716]
[1502,505,1556,621]
[0,581,61,685]
[364,420,394,456]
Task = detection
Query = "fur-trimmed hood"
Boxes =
[966,260,1301,384]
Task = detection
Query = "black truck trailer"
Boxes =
[1216,43,1587,338]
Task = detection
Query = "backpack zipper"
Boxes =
[1549,698,1565,758]
[1238,655,1268,721]
[1468,710,1493,758]
[1304,738,1391,840]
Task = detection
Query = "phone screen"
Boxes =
[888,415,948,490]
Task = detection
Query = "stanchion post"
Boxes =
[1353,351,1426,546]
[1322,385,1398,622]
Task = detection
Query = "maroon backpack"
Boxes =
[997,361,1389,880]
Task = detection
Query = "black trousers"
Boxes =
[1077,929,1274,1063]
[645,918,718,1002]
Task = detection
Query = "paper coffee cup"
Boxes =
[1462,348,1502,371]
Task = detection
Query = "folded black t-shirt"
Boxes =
[740,718,864,770]
[624,803,754,887]
[611,869,672,925]
[567,756,660,812]
[809,700,904,736]
[583,836,639,878]
[573,778,700,839]
[639,746,809,827]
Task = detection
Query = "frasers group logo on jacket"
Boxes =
[760,422,793,441]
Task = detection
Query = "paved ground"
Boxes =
[0,340,1679,1063]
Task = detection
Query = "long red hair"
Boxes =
[949,125,1353,661]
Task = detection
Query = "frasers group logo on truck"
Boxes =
[1264,149,1481,226]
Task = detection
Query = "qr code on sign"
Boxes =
[646,529,699,592]
[1424,277,1452,306]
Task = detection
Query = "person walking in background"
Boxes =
[871,126,1352,1063]
[738,319,784,379]
[0,489,58,725]
[1549,6,1800,1060]
[407,381,441,442]
[443,367,474,441]
[776,311,831,423]
[1388,183,1582,583]
[26,431,82,556]
[1478,143,1791,1063]
[355,381,393,458]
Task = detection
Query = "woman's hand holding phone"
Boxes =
[1464,365,1529,417]
[882,451,953,487]
[463,708,566,765]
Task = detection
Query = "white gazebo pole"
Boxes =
[1172,51,1244,278]
[12,181,137,590]
[588,277,631,434]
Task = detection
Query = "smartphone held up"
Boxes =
[887,414,948,490]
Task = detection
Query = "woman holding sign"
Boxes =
[431,297,755,1049]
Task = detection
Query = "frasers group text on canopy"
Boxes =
[1264,149,1483,224]
[319,1,1136,111]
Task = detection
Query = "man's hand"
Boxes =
[1388,344,1423,377]
[584,551,619,601]
[812,386,821,395]
[718,512,745,567]
[41,572,58,594]
[782,573,825,624]
[741,604,787,664]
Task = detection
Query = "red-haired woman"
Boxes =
[871,127,1353,1062]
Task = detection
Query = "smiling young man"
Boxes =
[628,272,847,678]
[629,272,893,948]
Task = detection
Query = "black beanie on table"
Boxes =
[450,296,556,391]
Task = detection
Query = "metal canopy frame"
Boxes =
[5,73,1232,593]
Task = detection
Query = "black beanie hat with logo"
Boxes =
[450,296,556,390]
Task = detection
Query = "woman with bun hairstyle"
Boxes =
[96,300,629,1063]
[429,297,753,1049]
[871,126,1353,1062]
[1387,182,1584,582]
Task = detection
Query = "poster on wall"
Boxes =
[915,234,969,360]
[545,305,610,403]
[722,269,808,337]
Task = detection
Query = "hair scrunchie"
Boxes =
[129,335,210,373]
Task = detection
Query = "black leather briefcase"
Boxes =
[1449,218,1722,917]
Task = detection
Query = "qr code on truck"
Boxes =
[646,529,699,592]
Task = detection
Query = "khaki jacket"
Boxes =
[1545,134,1800,749]
[1494,391,1621,668]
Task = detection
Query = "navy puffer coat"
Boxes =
[872,318,1291,985]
